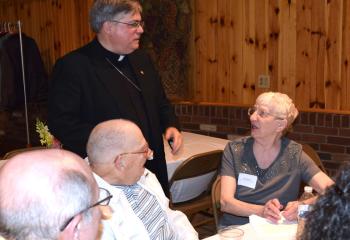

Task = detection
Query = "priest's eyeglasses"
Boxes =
[110,19,145,29]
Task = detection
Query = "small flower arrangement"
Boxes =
[35,118,61,148]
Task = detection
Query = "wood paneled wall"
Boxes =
[1,0,350,111]
[0,0,95,73]
[191,0,350,110]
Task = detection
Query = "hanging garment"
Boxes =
[0,32,48,110]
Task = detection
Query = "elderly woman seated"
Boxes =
[219,92,334,227]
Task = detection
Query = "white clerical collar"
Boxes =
[118,55,125,61]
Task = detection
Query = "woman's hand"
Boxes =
[281,201,300,221]
[262,198,283,222]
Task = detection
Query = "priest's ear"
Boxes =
[101,21,114,35]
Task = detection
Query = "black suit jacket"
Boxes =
[48,39,179,193]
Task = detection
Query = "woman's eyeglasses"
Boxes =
[248,107,284,120]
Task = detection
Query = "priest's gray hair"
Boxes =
[90,0,142,33]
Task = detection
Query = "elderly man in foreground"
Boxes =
[0,149,108,240]
[87,119,198,240]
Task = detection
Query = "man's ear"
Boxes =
[59,214,82,240]
[114,155,125,170]
[102,21,113,35]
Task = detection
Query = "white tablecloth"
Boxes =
[203,221,297,240]
[203,224,257,240]
[164,132,229,203]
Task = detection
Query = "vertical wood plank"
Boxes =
[193,0,206,101]
[187,0,196,100]
[295,0,312,109]
[242,0,256,104]
[278,0,297,99]
[267,0,280,93]
[341,0,350,109]
[44,0,55,72]
[194,0,217,102]
[310,0,326,109]
[229,0,244,103]
[325,0,343,109]
[217,0,230,102]
[254,0,269,97]
[206,0,218,102]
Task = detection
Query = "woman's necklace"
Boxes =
[253,140,281,169]
[105,57,142,92]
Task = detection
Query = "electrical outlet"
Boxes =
[258,74,270,88]
[200,124,217,132]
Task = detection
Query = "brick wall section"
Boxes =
[2,102,348,177]
[174,103,350,177]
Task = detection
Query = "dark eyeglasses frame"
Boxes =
[59,187,113,231]
[109,19,145,28]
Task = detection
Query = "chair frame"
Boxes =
[169,149,223,227]
[2,146,46,159]
[211,176,221,230]
[302,143,327,173]
[169,149,223,186]
[299,143,327,197]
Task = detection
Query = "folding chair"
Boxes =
[169,150,223,227]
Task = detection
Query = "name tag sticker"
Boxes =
[238,173,257,189]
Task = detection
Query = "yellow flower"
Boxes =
[35,118,54,147]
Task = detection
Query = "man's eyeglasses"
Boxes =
[248,107,284,120]
[119,147,154,160]
[59,187,113,231]
[109,19,145,29]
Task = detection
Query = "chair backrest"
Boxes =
[302,144,327,173]
[2,146,46,159]
[211,176,221,230]
[299,144,327,198]
[169,150,223,187]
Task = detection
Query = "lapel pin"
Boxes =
[140,70,144,75]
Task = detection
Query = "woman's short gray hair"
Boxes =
[256,91,299,129]
[89,0,142,33]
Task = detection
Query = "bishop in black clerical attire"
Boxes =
[48,0,182,195]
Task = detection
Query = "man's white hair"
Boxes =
[87,119,140,165]
[0,151,94,240]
